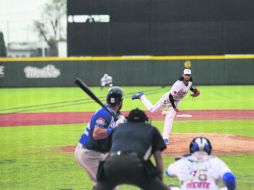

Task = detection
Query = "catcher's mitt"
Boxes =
[191,89,200,97]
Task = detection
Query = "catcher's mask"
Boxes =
[189,136,212,155]
[127,108,149,123]
[106,86,123,106]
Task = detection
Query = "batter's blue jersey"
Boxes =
[79,104,116,152]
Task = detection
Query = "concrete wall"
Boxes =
[67,0,254,56]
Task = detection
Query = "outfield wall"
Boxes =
[0,56,253,87]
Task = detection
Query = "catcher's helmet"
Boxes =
[189,137,212,155]
[127,108,149,123]
[106,86,123,106]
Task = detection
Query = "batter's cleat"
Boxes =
[131,91,144,100]
[164,139,169,145]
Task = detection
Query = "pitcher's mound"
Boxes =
[164,133,254,156]
[59,133,254,156]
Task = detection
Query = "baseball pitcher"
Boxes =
[132,69,200,144]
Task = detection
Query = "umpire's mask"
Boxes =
[127,108,149,123]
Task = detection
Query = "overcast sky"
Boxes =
[0,0,48,43]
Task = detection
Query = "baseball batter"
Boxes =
[132,69,200,144]
[166,137,236,190]
[74,87,124,188]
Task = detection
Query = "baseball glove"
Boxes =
[191,89,200,97]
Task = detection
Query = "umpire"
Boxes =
[95,108,168,190]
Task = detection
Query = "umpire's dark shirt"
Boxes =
[108,122,166,158]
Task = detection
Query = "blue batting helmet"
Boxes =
[189,137,212,155]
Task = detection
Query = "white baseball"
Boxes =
[162,110,167,116]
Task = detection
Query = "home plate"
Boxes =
[176,114,192,118]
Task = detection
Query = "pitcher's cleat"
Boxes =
[164,139,169,145]
[131,91,144,100]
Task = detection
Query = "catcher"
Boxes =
[132,69,200,145]
[166,136,236,190]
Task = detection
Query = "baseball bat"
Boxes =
[74,77,118,120]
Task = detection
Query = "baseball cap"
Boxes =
[127,108,149,123]
[183,69,191,75]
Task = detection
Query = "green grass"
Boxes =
[1,86,254,190]
[1,85,254,113]
[0,124,86,190]
[153,120,254,138]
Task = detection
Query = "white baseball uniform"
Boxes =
[166,152,232,190]
[140,79,192,140]
[101,74,113,87]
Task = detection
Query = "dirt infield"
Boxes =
[59,133,254,156]
[163,133,254,156]
[1,110,254,127]
[1,110,254,155]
